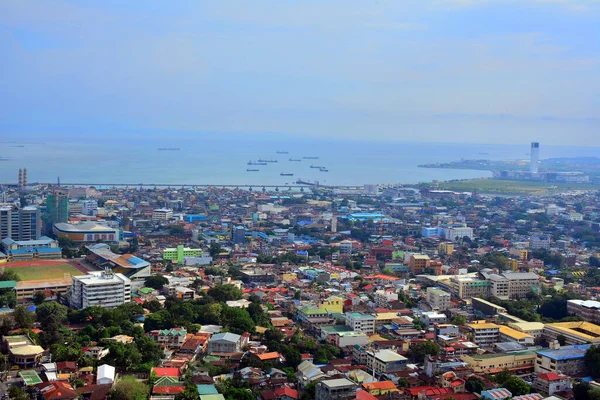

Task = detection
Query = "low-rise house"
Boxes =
[148,328,187,349]
[97,364,115,385]
[315,378,357,400]
[207,333,242,354]
[296,360,326,389]
[533,373,571,396]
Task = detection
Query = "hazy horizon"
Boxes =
[1,1,599,145]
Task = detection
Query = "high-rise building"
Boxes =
[233,226,246,244]
[0,206,41,241]
[530,142,540,174]
[69,269,131,309]
[46,190,69,230]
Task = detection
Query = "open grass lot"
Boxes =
[439,179,600,195]
[1,263,82,281]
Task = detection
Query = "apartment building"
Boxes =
[567,300,600,324]
[345,312,376,334]
[467,322,500,347]
[530,235,551,250]
[366,349,407,377]
[152,208,173,222]
[426,287,451,311]
[409,254,430,275]
[535,344,590,375]
[0,206,41,241]
[451,276,491,300]
[69,270,131,309]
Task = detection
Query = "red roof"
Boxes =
[536,372,565,381]
[152,367,181,378]
[152,386,185,394]
[356,390,379,400]
[273,387,298,399]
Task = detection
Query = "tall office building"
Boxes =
[46,190,69,230]
[0,206,41,241]
[530,142,540,174]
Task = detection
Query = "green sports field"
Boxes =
[1,263,82,281]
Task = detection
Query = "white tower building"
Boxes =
[530,142,540,174]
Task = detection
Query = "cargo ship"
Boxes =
[276,151,289,154]
[289,158,302,162]
[296,179,319,186]
[310,165,323,169]
[246,169,259,172]
[248,161,267,165]
[280,173,294,176]
[259,159,278,163]
[158,147,180,151]
[319,168,329,172]
[303,156,319,159]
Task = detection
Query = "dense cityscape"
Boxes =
[0,171,599,400]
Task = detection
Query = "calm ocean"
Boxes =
[1,134,597,186]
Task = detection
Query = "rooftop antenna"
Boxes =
[57,176,61,187]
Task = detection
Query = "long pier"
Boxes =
[1,182,368,191]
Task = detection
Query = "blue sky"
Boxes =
[0,0,598,145]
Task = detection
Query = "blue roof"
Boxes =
[537,344,590,361]
[297,220,313,226]
[128,256,146,265]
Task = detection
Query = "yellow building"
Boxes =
[362,381,398,395]
[510,259,519,271]
[375,312,402,329]
[320,296,344,313]
[439,242,455,255]
[282,273,297,282]
[543,321,600,345]
[499,326,534,345]
[462,350,537,373]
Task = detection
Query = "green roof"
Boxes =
[19,370,42,385]
[320,325,354,334]
[302,308,329,315]
[0,280,17,289]
[197,385,218,395]
[139,287,154,294]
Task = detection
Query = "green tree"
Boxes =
[36,302,68,347]
[502,376,531,396]
[209,243,223,257]
[0,270,21,282]
[14,305,34,329]
[412,317,426,330]
[221,306,255,334]
[465,377,485,394]
[33,291,46,305]
[301,382,316,400]
[406,341,440,362]
[143,310,172,331]
[397,377,410,389]
[493,368,512,384]
[144,275,169,290]
[585,345,600,378]
[144,300,162,313]
[175,385,200,400]
[451,315,467,326]
[207,284,242,302]
[8,387,29,400]
[108,376,150,400]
